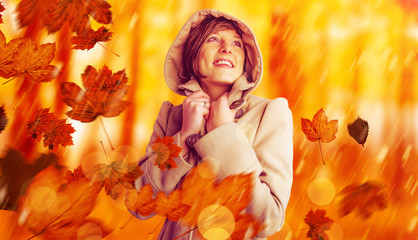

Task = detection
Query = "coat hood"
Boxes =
[164,9,263,101]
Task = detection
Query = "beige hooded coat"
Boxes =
[130,9,293,240]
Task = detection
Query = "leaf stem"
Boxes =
[173,226,198,240]
[318,141,325,165]
[100,140,110,164]
[100,117,115,151]
[98,43,120,57]
[2,76,18,85]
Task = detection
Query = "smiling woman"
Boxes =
[129,9,294,240]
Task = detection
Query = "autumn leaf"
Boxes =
[72,26,113,50]
[64,165,85,184]
[86,160,143,200]
[155,190,191,221]
[301,108,338,164]
[13,38,57,83]
[125,185,156,217]
[0,148,57,210]
[0,105,7,133]
[0,1,5,24]
[304,209,334,240]
[0,31,58,84]
[60,65,130,122]
[0,30,23,79]
[178,161,262,238]
[17,0,112,35]
[347,116,369,147]
[151,136,182,170]
[27,108,76,152]
[338,180,388,220]
[17,165,108,239]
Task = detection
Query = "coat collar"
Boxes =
[177,72,255,106]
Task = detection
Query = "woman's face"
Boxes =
[198,29,245,88]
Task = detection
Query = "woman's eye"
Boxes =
[232,41,242,48]
[207,36,219,42]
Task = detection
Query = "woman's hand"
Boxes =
[180,90,210,155]
[206,93,236,133]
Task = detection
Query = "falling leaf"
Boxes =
[64,165,85,184]
[347,116,369,147]
[0,2,5,24]
[86,160,143,200]
[60,65,130,122]
[178,161,262,238]
[338,180,388,220]
[0,105,7,133]
[27,108,76,152]
[151,136,182,170]
[72,26,113,50]
[0,148,57,210]
[0,30,58,84]
[18,165,107,239]
[304,209,334,240]
[155,190,190,221]
[17,0,112,35]
[125,185,156,217]
[301,108,338,164]
[0,30,23,79]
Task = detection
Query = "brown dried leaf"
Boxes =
[347,116,369,147]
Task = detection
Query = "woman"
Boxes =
[130,9,293,239]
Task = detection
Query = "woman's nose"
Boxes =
[219,42,231,53]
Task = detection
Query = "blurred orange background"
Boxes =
[0,0,417,239]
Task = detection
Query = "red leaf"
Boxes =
[125,185,156,217]
[17,0,112,35]
[338,180,388,220]
[60,65,130,122]
[151,136,182,170]
[64,165,86,184]
[27,108,76,152]
[71,26,113,50]
[0,2,5,24]
[304,209,334,240]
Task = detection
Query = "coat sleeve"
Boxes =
[194,98,293,237]
[129,101,194,220]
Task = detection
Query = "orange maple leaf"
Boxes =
[178,161,262,239]
[60,65,130,122]
[338,180,388,220]
[71,26,113,50]
[151,136,182,170]
[155,190,190,221]
[27,108,75,152]
[0,30,57,84]
[17,0,112,35]
[304,209,334,240]
[17,165,107,239]
[0,2,5,24]
[0,31,23,79]
[86,160,143,200]
[301,108,338,164]
[125,185,156,217]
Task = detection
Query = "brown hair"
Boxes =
[178,15,245,82]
